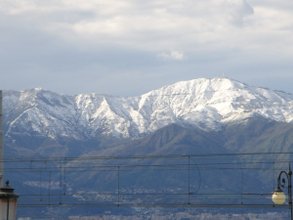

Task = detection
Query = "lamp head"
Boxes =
[272,187,286,205]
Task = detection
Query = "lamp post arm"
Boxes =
[277,171,289,188]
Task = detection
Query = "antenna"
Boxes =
[0,90,3,186]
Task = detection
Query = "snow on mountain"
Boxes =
[3,78,293,139]
[4,89,79,139]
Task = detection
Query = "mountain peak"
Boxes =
[143,78,248,100]
[173,77,244,87]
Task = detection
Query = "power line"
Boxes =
[4,152,292,213]
[3,151,293,162]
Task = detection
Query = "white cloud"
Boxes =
[158,50,185,61]
[2,0,293,55]
[0,0,256,43]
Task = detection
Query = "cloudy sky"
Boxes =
[1,0,293,96]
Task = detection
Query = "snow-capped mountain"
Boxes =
[6,78,293,218]
[3,78,293,139]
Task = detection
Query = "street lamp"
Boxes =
[272,165,292,220]
[0,181,18,220]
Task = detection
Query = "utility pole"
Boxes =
[0,90,18,220]
[0,90,3,185]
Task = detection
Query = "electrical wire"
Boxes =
[3,152,292,211]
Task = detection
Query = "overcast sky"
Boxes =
[1,0,293,96]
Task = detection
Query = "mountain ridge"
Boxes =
[3,78,293,140]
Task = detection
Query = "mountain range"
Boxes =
[4,78,292,141]
[2,77,293,218]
